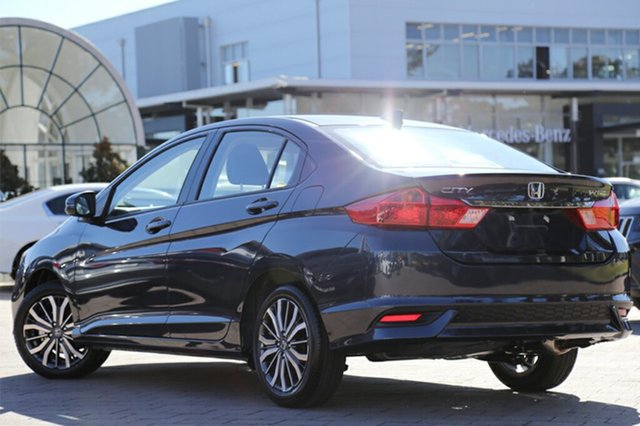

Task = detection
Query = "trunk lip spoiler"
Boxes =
[462,200,598,208]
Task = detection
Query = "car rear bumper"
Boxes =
[321,294,632,357]
[310,224,632,358]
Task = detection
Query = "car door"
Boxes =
[166,128,305,341]
[71,135,209,338]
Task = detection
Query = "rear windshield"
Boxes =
[326,126,557,172]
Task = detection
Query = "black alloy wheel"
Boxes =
[488,349,578,392]
[14,281,110,378]
[253,285,345,407]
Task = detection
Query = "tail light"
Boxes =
[428,195,490,229]
[575,193,619,231]
[345,187,489,229]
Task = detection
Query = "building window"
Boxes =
[406,23,640,81]
[221,42,249,85]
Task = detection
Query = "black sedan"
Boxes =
[619,197,640,307]
[12,115,632,407]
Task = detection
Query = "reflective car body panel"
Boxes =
[71,205,181,338]
[12,116,632,362]
[619,197,640,301]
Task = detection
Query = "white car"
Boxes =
[605,177,640,201]
[0,183,107,278]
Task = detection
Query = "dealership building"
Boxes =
[2,0,639,189]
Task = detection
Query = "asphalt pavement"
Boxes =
[1,281,639,425]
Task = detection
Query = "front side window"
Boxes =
[108,137,205,216]
[198,131,302,200]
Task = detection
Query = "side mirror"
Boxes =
[65,191,97,217]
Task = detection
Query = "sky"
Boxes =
[0,0,177,29]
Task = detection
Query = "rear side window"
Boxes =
[198,131,302,200]
[326,126,557,172]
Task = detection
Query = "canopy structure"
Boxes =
[0,18,143,190]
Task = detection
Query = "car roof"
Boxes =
[173,114,466,141]
[286,115,461,130]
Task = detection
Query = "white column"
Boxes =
[196,107,204,127]
[283,94,294,114]
[617,137,624,176]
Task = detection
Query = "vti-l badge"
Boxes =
[527,181,545,200]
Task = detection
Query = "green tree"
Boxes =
[0,150,33,197]
[80,137,129,182]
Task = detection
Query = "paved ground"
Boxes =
[1,281,639,425]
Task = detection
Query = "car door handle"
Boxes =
[145,217,172,234]
[246,198,279,215]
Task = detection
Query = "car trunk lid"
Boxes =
[418,173,617,264]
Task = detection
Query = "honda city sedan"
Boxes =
[12,115,632,407]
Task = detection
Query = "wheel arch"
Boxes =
[240,262,318,357]
[11,241,37,279]
[24,268,61,296]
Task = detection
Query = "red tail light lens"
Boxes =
[576,193,619,230]
[428,195,489,229]
[345,188,428,228]
[345,188,489,229]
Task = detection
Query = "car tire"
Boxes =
[14,281,110,379]
[488,349,578,392]
[252,285,345,407]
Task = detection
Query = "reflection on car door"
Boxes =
[72,136,208,338]
[166,129,305,341]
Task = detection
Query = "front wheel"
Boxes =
[488,349,578,392]
[252,285,345,407]
[14,281,110,379]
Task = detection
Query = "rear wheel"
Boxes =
[14,281,110,379]
[488,349,578,392]
[252,285,345,407]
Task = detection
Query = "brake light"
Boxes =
[576,193,619,230]
[345,188,489,229]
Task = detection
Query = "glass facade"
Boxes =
[406,23,640,81]
[0,19,142,192]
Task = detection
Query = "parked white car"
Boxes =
[605,177,640,201]
[0,183,107,278]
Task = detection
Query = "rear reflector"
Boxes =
[345,188,488,229]
[379,313,422,323]
[575,193,619,231]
